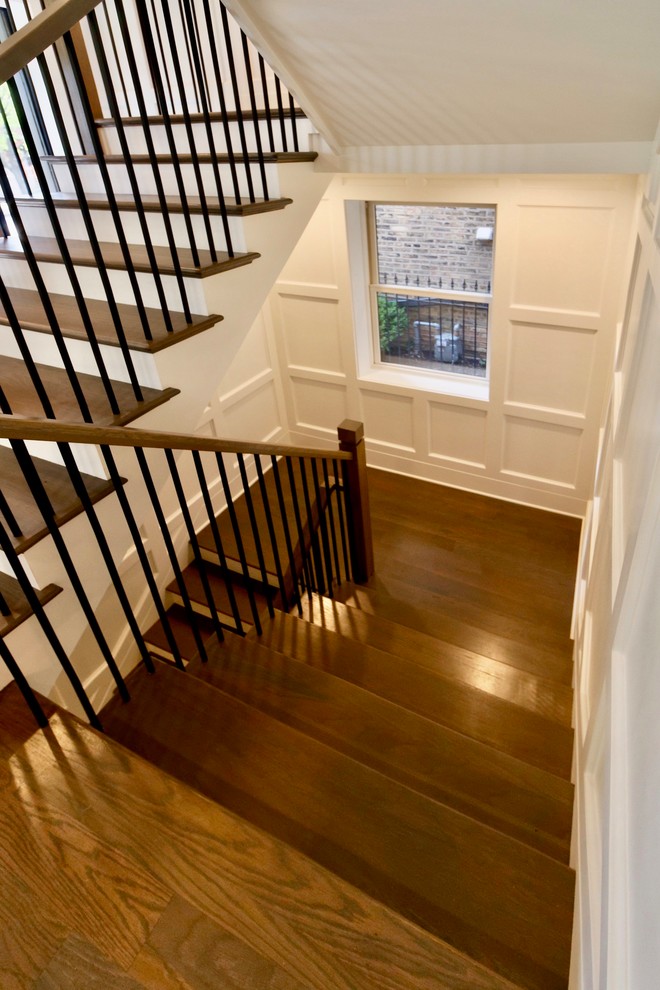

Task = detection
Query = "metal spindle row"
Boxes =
[0,433,352,728]
[377,291,489,371]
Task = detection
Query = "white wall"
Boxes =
[263,173,639,515]
[571,130,660,989]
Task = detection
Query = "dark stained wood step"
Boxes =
[297,593,572,726]
[44,151,318,165]
[0,354,178,425]
[335,579,574,685]
[95,107,308,128]
[0,682,56,759]
[165,560,271,633]
[0,443,118,554]
[0,285,221,353]
[7,710,524,990]
[0,573,62,637]
[253,609,573,778]
[142,603,217,665]
[0,234,259,278]
[187,630,573,862]
[101,663,574,990]
[13,192,293,218]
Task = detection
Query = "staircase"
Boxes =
[0,3,578,988]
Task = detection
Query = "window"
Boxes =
[369,203,495,380]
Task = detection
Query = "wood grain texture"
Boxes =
[188,633,573,861]
[35,935,147,990]
[0,234,259,278]
[16,193,292,217]
[0,354,178,425]
[5,711,525,990]
[0,285,221,353]
[102,664,574,989]
[0,574,61,637]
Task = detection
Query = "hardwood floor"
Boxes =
[0,468,580,989]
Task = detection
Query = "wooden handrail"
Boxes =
[0,0,101,84]
[0,415,352,462]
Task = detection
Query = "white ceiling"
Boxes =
[229,0,660,154]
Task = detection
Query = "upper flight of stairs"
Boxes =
[96,469,579,990]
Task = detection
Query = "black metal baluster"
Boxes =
[0,280,55,419]
[311,459,334,595]
[332,456,352,582]
[101,444,185,669]
[153,0,221,260]
[240,30,268,202]
[298,459,325,594]
[134,446,209,661]
[85,12,184,316]
[0,591,11,617]
[100,0,131,115]
[215,452,263,634]
[165,448,225,645]
[254,456,289,611]
[0,159,93,422]
[321,459,341,586]
[199,0,242,203]
[274,76,288,151]
[0,631,49,727]
[236,453,274,616]
[57,441,155,673]
[175,0,202,113]
[258,54,275,153]
[146,0,175,113]
[112,0,194,323]
[269,455,302,614]
[178,0,234,245]
[285,456,314,595]
[10,438,130,702]
[33,49,148,403]
[191,450,244,636]
[0,484,22,538]
[0,497,103,730]
[288,92,299,152]
[219,1,255,202]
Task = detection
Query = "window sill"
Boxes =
[359,363,490,401]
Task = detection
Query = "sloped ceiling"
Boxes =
[228,0,660,156]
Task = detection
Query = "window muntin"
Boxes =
[369,203,495,379]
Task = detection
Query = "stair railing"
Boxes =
[0,0,310,415]
[0,414,373,728]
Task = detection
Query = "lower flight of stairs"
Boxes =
[100,582,575,990]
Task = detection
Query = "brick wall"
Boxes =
[374,204,495,291]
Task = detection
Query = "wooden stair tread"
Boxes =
[0,444,118,553]
[0,682,56,758]
[0,575,61,636]
[0,234,260,279]
[298,593,572,727]
[253,609,573,778]
[335,579,574,685]
[166,560,270,631]
[102,663,574,990]
[95,107,308,127]
[0,353,178,424]
[4,708,525,990]
[187,632,573,862]
[0,285,222,353]
[13,192,293,218]
[44,151,318,165]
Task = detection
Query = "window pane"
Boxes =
[374,204,494,292]
[376,291,488,378]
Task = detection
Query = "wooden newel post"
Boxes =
[337,419,374,583]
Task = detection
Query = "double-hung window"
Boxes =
[369,203,495,380]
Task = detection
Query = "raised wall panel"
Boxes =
[502,417,582,488]
[291,377,348,433]
[220,379,282,441]
[506,321,596,416]
[279,294,344,373]
[361,391,415,450]
[279,197,337,284]
[513,206,613,315]
[429,402,487,467]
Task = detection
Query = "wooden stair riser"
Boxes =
[46,158,281,203]
[8,199,248,260]
[97,115,316,158]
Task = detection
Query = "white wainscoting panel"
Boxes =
[501,417,582,488]
[428,401,487,468]
[506,321,596,416]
